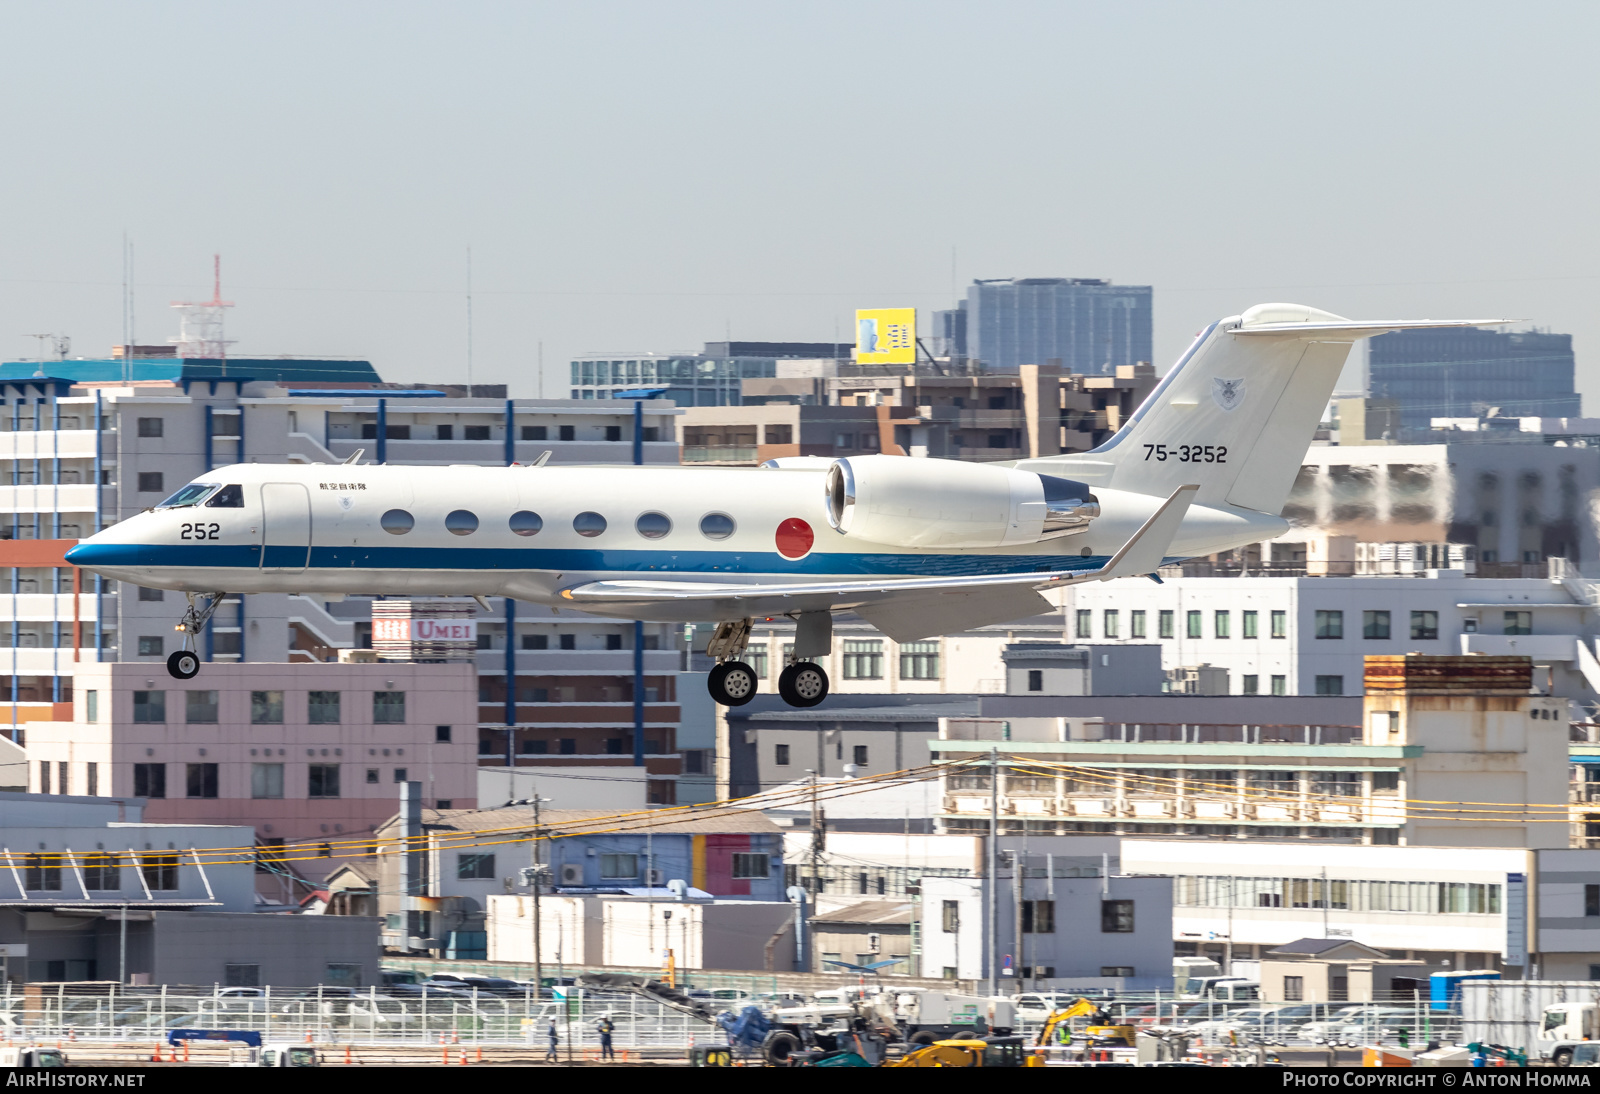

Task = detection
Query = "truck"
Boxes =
[0,1046,66,1067]
[1460,980,1600,1065]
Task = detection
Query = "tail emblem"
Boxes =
[1212,377,1245,412]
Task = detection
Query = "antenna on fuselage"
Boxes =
[532,450,552,468]
[343,449,365,465]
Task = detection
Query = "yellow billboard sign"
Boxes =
[855,308,916,365]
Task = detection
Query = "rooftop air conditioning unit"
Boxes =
[559,864,583,886]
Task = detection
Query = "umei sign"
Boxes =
[373,619,477,643]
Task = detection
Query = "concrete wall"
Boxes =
[478,767,647,811]
[601,900,796,971]
[486,894,604,966]
[139,911,381,987]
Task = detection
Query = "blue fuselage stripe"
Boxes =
[65,541,1107,578]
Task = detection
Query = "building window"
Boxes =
[137,636,163,657]
[308,691,341,724]
[518,738,547,754]
[1504,611,1532,636]
[464,424,491,441]
[1364,611,1391,640]
[86,762,98,796]
[559,634,576,650]
[1103,610,1119,639]
[136,417,164,438]
[1242,610,1258,639]
[557,739,575,755]
[1410,611,1439,640]
[899,641,940,679]
[842,640,883,679]
[186,763,218,799]
[1101,899,1135,933]
[941,900,960,933]
[775,744,790,766]
[393,767,407,782]
[186,690,219,724]
[1314,610,1344,639]
[23,853,61,892]
[137,472,164,493]
[1027,669,1043,692]
[308,764,341,799]
[1214,611,1230,639]
[1271,610,1287,639]
[1076,610,1092,639]
[365,768,379,784]
[133,763,165,798]
[683,750,706,774]
[732,853,771,879]
[457,853,495,880]
[1271,675,1287,696]
[605,634,623,651]
[1587,884,1600,917]
[138,586,164,602]
[558,425,575,441]
[224,964,261,988]
[522,633,548,650]
[435,725,452,743]
[522,425,547,441]
[56,761,67,795]
[141,853,179,891]
[1130,610,1147,639]
[1186,610,1202,639]
[1159,610,1174,639]
[1022,900,1055,933]
[85,690,97,723]
[1284,976,1304,1001]
[1242,675,1259,695]
[373,691,406,723]
[599,853,638,879]
[1101,966,1134,977]
[1315,675,1344,696]
[852,745,868,767]
[250,691,284,724]
[82,852,119,891]
[251,763,284,800]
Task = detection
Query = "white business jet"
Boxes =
[67,303,1505,707]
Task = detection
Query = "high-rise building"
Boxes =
[570,342,845,407]
[0,355,687,806]
[965,278,1153,375]
[1367,327,1581,431]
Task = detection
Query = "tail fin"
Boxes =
[1086,303,1511,514]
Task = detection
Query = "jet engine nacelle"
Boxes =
[823,455,1099,549]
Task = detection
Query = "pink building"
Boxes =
[22,662,478,848]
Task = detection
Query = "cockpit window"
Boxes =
[156,483,219,509]
[205,484,245,508]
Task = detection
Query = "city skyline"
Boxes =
[0,2,1594,399]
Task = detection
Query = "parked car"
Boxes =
[1297,1005,1372,1042]
[1336,1007,1427,1043]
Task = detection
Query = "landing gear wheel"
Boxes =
[707,661,758,707]
[167,650,200,680]
[778,662,828,708]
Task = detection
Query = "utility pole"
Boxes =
[808,770,824,898]
[988,746,999,997]
[532,794,544,995]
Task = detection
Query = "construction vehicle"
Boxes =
[0,1046,66,1067]
[888,1035,1033,1068]
[1460,981,1600,1065]
[1033,997,1136,1051]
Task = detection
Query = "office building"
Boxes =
[964,278,1153,375]
[569,342,846,406]
[1367,327,1580,432]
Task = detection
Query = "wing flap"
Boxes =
[856,586,1055,642]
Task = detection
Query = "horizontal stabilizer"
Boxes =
[1234,318,1515,339]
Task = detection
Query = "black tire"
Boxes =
[763,1029,802,1065]
[707,661,757,707]
[778,662,828,708]
[1554,1049,1574,1067]
[907,1030,937,1046]
[167,650,200,680]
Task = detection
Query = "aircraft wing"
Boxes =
[559,485,1198,638]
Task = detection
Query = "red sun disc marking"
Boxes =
[775,518,814,560]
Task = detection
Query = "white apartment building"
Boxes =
[0,366,687,799]
[1057,570,1600,699]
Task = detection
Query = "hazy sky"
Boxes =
[1,1,1596,397]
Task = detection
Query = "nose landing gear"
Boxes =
[167,592,229,680]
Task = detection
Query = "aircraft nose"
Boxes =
[63,543,86,564]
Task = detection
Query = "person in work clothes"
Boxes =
[545,1017,559,1063]
[597,1017,616,1061]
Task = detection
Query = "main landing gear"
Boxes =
[704,617,829,709]
[166,592,228,680]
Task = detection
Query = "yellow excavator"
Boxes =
[1035,998,1136,1052]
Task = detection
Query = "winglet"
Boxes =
[1095,484,1199,580]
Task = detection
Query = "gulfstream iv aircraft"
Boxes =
[67,303,1505,708]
